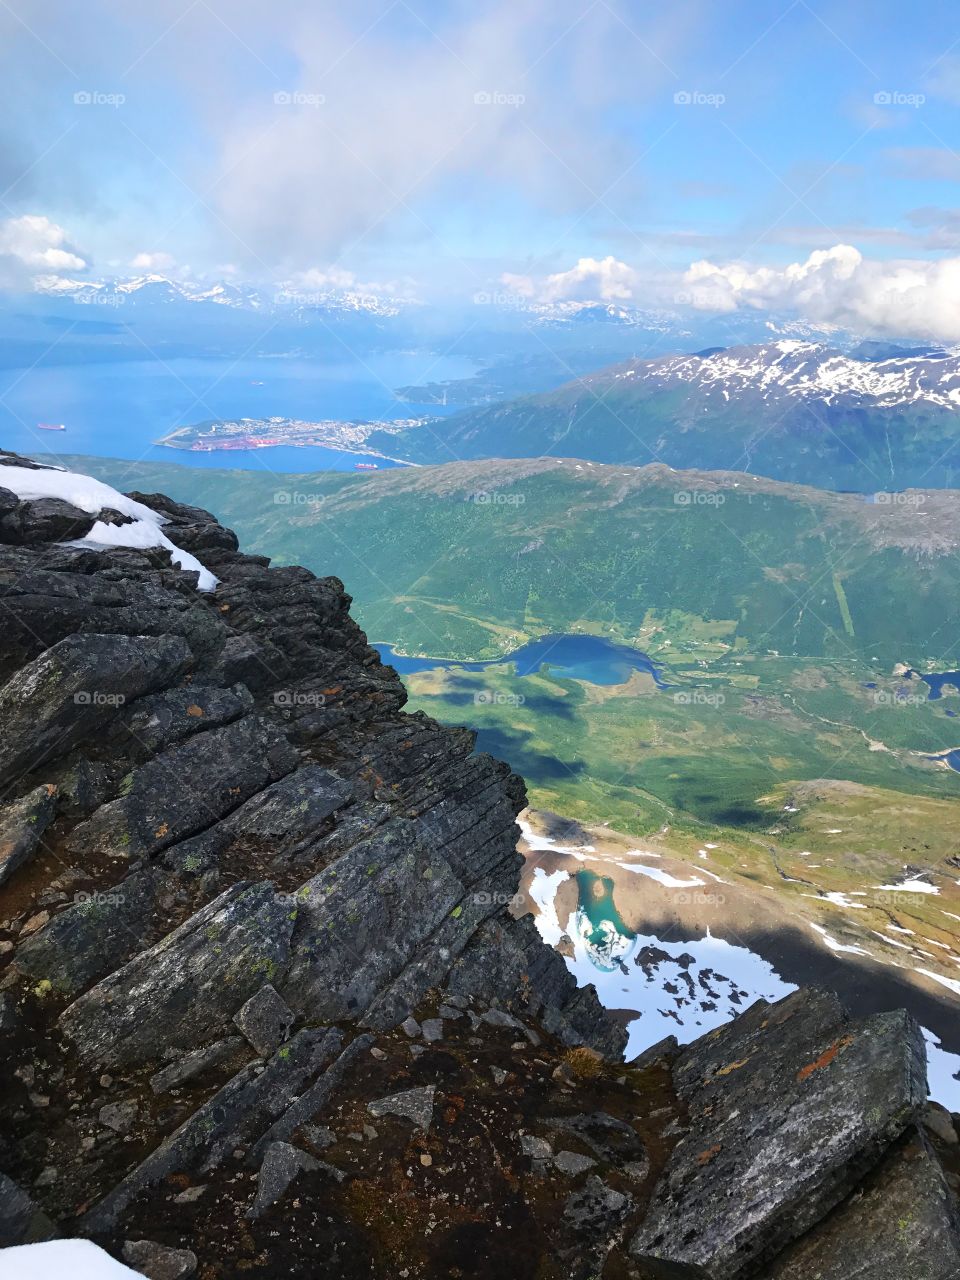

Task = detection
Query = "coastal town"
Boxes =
[155,414,427,458]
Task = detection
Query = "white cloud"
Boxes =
[129,251,176,271]
[498,242,960,346]
[0,215,87,273]
[684,245,960,343]
[502,256,642,302]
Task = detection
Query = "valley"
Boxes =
[65,451,960,1111]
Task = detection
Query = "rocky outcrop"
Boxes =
[0,451,957,1279]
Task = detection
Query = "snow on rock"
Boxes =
[621,341,960,411]
[0,1239,144,1278]
[613,860,706,890]
[0,464,218,591]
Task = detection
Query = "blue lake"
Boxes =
[0,352,473,471]
[374,634,666,686]
[916,671,960,700]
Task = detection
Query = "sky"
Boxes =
[2,0,960,336]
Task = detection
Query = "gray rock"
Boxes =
[0,495,94,545]
[119,683,252,755]
[81,1028,343,1232]
[247,1033,375,1164]
[122,1239,198,1279]
[421,1018,444,1043]
[67,714,299,859]
[554,1150,597,1176]
[631,989,928,1278]
[99,1100,138,1134]
[546,1111,648,1168]
[520,1135,553,1161]
[561,1175,635,1280]
[0,632,191,787]
[764,1131,960,1280]
[0,1172,57,1246]
[233,983,295,1056]
[0,783,58,887]
[367,1085,435,1131]
[246,1141,344,1220]
[629,1034,680,1070]
[300,1124,336,1150]
[149,1037,245,1094]
[924,1102,959,1146]
[60,882,297,1068]
[401,1016,421,1038]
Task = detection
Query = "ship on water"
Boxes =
[355,461,379,470]
[37,423,66,432]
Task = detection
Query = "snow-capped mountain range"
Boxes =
[32,273,405,317]
[602,340,960,410]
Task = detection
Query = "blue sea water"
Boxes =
[0,352,473,471]
[375,633,666,686]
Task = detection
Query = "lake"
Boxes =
[374,633,666,686]
[0,351,474,471]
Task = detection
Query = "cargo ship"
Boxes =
[355,462,379,470]
[37,423,66,432]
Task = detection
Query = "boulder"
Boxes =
[233,983,295,1056]
[122,1239,198,1279]
[631,989,928,1278]
[246,1141,344,1220]
[367,1085,436,1131]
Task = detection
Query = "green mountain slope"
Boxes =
[371,343,960,491]
[67,454,960,668]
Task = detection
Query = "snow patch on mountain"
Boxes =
[604,341,960,410]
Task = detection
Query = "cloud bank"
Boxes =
[505,245,960,345]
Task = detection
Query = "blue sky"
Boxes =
[1,0,960,333]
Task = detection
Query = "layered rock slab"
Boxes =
[762,1128,960,1279]
[631,988,928,1278]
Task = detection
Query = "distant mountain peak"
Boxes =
[603,340,960,410]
